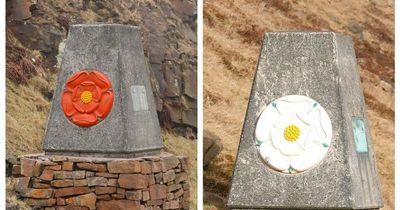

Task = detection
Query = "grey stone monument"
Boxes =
[43,24,164,157]
[227,32,383,209]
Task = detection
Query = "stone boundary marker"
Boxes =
[12,24,190,210]
[43,24,163,156]
[12,153,189,209]
[228,32,383,209]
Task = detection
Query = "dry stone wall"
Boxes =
[13,153,189,210]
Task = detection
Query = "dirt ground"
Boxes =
[203,0,394,209]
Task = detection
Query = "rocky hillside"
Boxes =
[203,0,393,209]
[6,0,197,137]
[6,1,197,208]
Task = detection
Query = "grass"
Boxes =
[6,178,31,210]
[6,77,53,159]
[203,0,394,209]
[163,132,198,210]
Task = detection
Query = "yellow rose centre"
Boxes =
[283,125,301,142]
[80,91,93,104]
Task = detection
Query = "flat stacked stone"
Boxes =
[13,153,190,210]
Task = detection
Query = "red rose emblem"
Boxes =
[61,70,114,127]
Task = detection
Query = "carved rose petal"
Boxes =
[61,91,76,117]
[84,101,100,113]
[89,71,112,91]
[71,113,98,127]
[95,92,114,118]
[65,71,90,90]
[72,100,99,113]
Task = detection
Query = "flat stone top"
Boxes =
[43,24,164,156]
[228,32,382,209]
[19,152,180,163]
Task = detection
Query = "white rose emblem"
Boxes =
[255,95,332,174]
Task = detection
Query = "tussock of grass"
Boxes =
[162,132,197,210]
[6,77,52,158]
[6,178,31,210]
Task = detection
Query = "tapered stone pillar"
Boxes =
[43,24,164,157]
[228,32,383,209]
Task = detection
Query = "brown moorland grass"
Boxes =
[203,0,393,209]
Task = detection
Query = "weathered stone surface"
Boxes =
[174,188,184,198]
[164,199,179,209]
[20,188,53,198]
[116,188,126,195]
[203,131,223,167]
[182,70,197,99]
[167,184,181,192]
[143,190,150,201]
[141,161,152,174]
[40,169,54,181]
[20,158,36,177]
[95,187,116,194]
[96,172,118,178]
[148,174,156,185]
[56,206,89,210]
[163,170,175,183]
[97,194,112,200]
[86,171,95,177]
[43,24,164,155]
[175,172,188,183]
[12,164,21,176]
[107,178,117,186]
[25,198,56,207]
[161,156,180,172]
[6,0,32,21]
[96,200,140,210]
[111,193,125,200]
[167,192,174,200]
[227,32,383,209]
[51,180,74,188]
[65,193,97,210]
[33,160,45,177]
[151,161,162,173]
[45,165,62,171]
[56,197,66,206]
[76,162,107,172]
[54,187,91,197]
[149,184,167,200]
[182,107,197,128]
[155,173,163,183]
[182,183,189,190]
[54,171,85,179]
[62,162,74,171]
[126,190,142,200]
[74,179,88,187]
[87,177,108,187]
[183,190,190,201]
[50,156,68,162]
[13,154,189,209]
[32,182,51,189]
[118,174,148,189]
[107,160,141,173]
[178,157,188,171]
[15,177,30,193]
[148,199,164,206]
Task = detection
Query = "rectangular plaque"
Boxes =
[131,85,149,111]
[352,117,368,153]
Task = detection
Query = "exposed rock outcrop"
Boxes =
[6,0,197,137]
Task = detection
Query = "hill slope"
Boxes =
[203,0,394,209]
